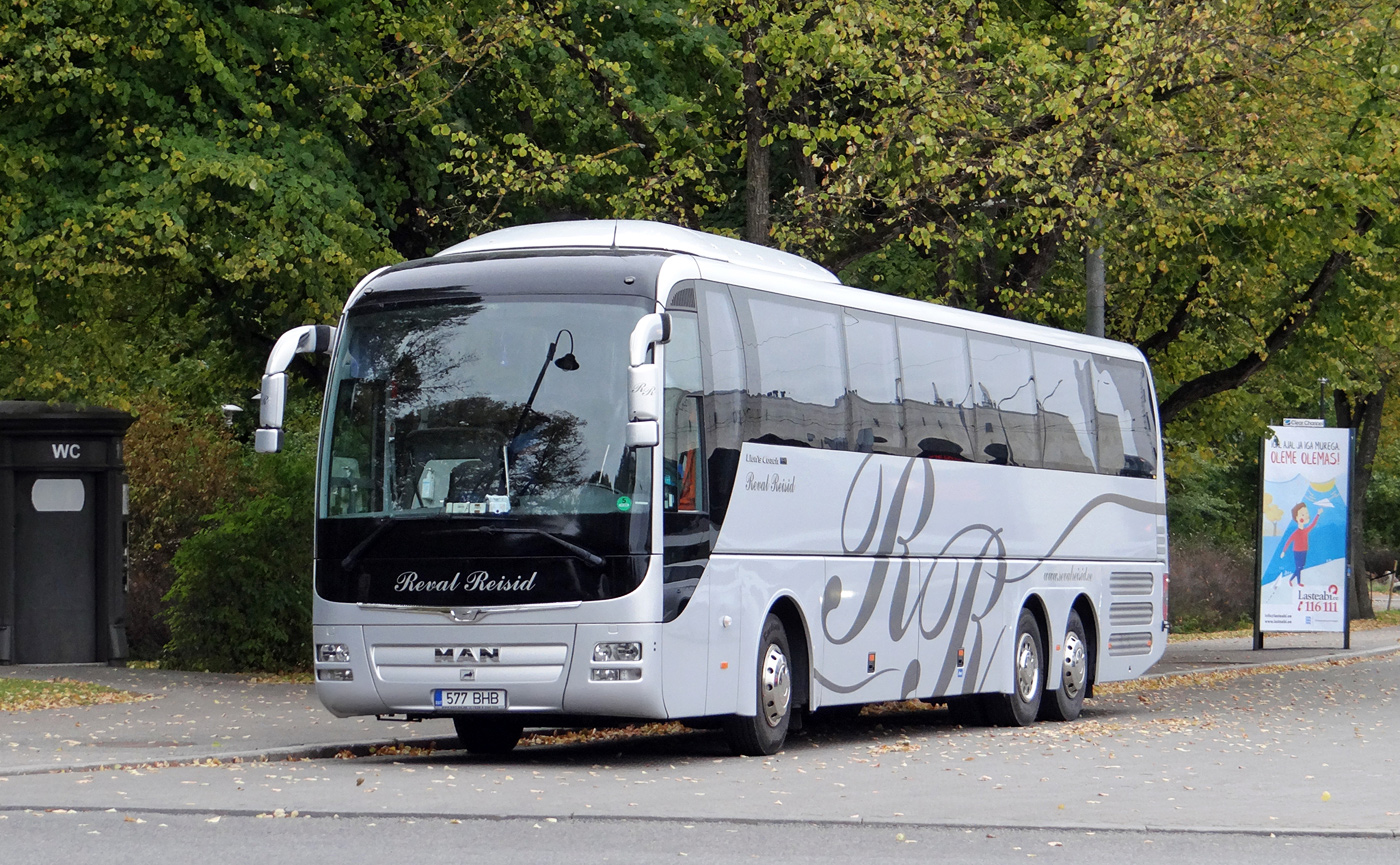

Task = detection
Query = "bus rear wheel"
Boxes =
[453,716,524,755]
[985,607,1045,727]
[723,614,792,756]
[1040,610,1089,722]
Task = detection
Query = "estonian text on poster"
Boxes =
[1258,426,1351,633]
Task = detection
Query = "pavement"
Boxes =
[0,666,457,776]
[3,623,1398,778]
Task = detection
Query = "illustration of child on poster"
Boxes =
[1278,502,1321,586]
[1258,426,1350,633]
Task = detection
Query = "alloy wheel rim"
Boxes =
[1015,631,1041,702]
[1061,630,1087,699]
[761,643,792,728]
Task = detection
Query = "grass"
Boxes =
[0,677,153,713]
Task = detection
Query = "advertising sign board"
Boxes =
[1257,426,1352,634]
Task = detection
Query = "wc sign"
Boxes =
[51,443,83,459]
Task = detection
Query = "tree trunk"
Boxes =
[1158,208,1375,425]
[1335,381,1386,620]
[742,27,770,246]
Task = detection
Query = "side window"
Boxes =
[1033,345,1098,473]
[736,289,848,449]
[696,283,745,523]
[1094,356,1159,478]
[843,309,902,453]
[969,334,1040,467]
[326,378,384,515]
[898,321,974,461]
[663,310,705,512]
[698,283,745,396]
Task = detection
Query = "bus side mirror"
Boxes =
[626,313,670,448]
[255,324,336,453]
[626,420,659,448]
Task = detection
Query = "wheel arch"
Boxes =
[1070,592,1100,699]
[767,593,811,714]
[1021,591,1051,665]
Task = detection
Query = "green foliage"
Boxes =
[1164,435,1260,547]
[161,422,316,673]
[1365,468,1400,550]
[0,0,418,405]
[7,0,1400,644]
[123,394,250,659]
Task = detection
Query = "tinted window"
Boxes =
[1033,345,1098,473]
[698,283,745,395]
[737,289,848,449]
[324,295,650,518]
[664,312,704,512]
[898,320,974,461]
[1094,356,1158,478]
[696,283,745,524]
[969,334,1040,467]
[844,309,902,453]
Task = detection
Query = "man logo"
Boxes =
[434,647,501,663]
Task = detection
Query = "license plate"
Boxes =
[433,689,507,710]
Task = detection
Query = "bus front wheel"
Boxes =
[453,715,524,755]
[724,614,793,756]
[986,608,1045,727]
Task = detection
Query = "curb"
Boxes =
[0,736,462,778]
[0,805,1393,839]
[1144,643,1400,680]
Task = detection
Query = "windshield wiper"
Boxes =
[473,526,606,567]
[340,514,606,572]
[340,513,437,573]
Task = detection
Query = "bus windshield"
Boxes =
[323,293,653,521]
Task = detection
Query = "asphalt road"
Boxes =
[2,648,1398,862]
[2,812,1398,865]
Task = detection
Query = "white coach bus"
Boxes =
[256,220,1168,756]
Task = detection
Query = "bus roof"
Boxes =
[690,257,1150,365]
[422,219,1145,365]
[436,220,841,285]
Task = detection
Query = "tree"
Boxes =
[0,0,465,405]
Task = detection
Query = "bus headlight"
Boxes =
[593,642,642,662]
[591,668,642,682]
[317,643,351,663]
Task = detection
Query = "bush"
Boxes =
[1168,537,1256,633]
[123,396,249,659]
[161,439,316,673]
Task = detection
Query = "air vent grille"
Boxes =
[1110,601,1155,627]
[1110,571,1154,596]
[1107,632,1153,656]
[667,287,697,309]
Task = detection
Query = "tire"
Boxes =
[1040,610,1089,722]
[985,607,1045,727]
[452,715,524,755]
[723,614,793,756]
